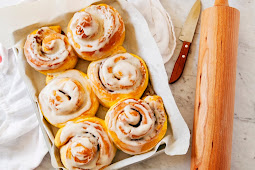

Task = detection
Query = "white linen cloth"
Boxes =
[0,0,176,169]
[0,44,48,170]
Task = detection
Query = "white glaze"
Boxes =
[143,96,166,128]
[90,53,146,94]
[68,5,124,53]
[25,27,73,70]
[107,97,166,154]
[39,70,92,125]
[60,121,115,170]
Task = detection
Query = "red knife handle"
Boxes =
[169,41,191,84]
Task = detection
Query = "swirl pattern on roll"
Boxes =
[24,26,77,74]
[67,4,125,61]
[39,70,99,127]
[55,118,116,170]
[87,52,149,108]
[105,96,167,155]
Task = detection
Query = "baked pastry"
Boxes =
[87,52,149,108]
[55,117,116,170]
[24,26,77,74]
[39,69,99,128]
[105,96,167,155]
[67,4,125,61]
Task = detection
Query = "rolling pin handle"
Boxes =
[214,0,229,6]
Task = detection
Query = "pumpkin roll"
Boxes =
[39,69,99,128]
[67,4,125,61]
[87,52,149,108]
[55,117,116,170]
[105,96,167,155]
[24,26,77,74]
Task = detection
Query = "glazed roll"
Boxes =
[24,26,77,74]
[87,52,149,108]
[105,96,167,155]
[67,4,125,61]
[55,117,116,170]
[39,70,99,128]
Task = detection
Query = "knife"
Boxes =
[169,0,201,84]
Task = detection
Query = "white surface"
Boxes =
[1,0,255,169]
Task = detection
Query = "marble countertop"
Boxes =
[34,0,255,169]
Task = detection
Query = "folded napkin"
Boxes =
[0,44,48,170]
[0,0,176,169]
[128,0,176,63]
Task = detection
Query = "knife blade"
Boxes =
[169,0,201,84]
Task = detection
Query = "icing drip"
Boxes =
[93,53,146,93]
[68,5,124,53]
[39,70,92,125]
[60,121,115,170]
[107,97,166,154]
[25,27,73,70]
[74,12,99,39]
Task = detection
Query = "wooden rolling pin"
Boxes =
[191,0,240,169]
